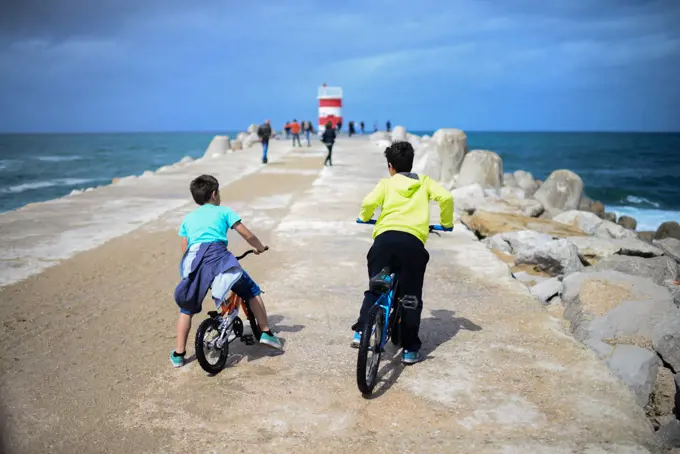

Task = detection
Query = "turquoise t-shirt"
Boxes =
[178,204,242,248]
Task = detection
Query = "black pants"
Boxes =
[292,133,301,147]
[324,143,333,166]
[357,231,429,351]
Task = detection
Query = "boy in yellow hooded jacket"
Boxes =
[354,141,454,364]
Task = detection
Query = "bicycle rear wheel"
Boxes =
[195,317,229,374]
[356,305,384,395]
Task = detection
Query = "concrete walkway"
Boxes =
[0,138,655,453]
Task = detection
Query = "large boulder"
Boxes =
[530,277,563,304]
[470,196,543,218]
[638,231,655,244]
[495,230,554,254]
[603,212,617,223]
[605,344,659,406]
[231,140,243,151]
[566,236,664,263]
[592,255,678,285]
[370,131,390,141]
[553,210,603,235]
[533,169,584,213]
[456,150,503,189]
[461,211,585,239]
[656,221,680,241]
[236,132,249,142]
[202,135,231,158]
[561,270,680,370]
[656,419,680,450]
[247,124,258,134]
[500,187,527,200]
[514,170,539,196]
[594,220,638,240]
[515,238,583,276]
[654,237,680,263]
[391,126,407,141]
[482,235,512,254]
[618,215,637,231]
[503,173,518,188]
[412,128,467,190]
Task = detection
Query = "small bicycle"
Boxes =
[195,248,266,374]
[355,219,451,395]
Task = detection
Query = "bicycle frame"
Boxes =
[374,283,396,350]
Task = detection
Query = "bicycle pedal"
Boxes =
[241,334,256,345]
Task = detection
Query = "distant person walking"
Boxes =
[321,121,336,166]
[336,120,342,134]
[284,121,291,139]
[386,120,391,132]
[303,120,315,147]
[257,119,272,164]
[291,119,302,147]
[360,121,365,134]
[348,121,356,137]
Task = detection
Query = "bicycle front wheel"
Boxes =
[356,305,384,395]
[195,317,229,374]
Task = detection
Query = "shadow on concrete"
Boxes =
[365,310,482,399]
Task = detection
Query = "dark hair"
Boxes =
[190,174,219,205]
[384,141,414,173]
[325,120,332,129]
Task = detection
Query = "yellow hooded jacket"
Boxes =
[358,173,454,245]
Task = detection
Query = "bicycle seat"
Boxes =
[369,267,394,293]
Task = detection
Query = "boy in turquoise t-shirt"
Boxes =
[170,174,282,367]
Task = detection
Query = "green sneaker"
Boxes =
[259,332,283,350]
[169,350,185,368]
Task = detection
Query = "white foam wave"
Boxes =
[35,155,83,162]
[623,195,660,208]
[3,178,96,194]
[608,205,680,231]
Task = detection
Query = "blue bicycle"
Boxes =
[355,218,452,395]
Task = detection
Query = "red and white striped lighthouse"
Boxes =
[318,83,343,131]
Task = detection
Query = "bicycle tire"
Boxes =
[243,300,262,340]
[195,317,229,374]
[356,305,384,395]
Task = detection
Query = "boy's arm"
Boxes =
[358,180,386,222]
[427,179,454,228]
[180,237,188,254]
[233,221,267,254]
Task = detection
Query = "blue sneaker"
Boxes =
[351,331,361,348]
[259,332,283,350]
[401,350,423,365]
[170,350,184,368]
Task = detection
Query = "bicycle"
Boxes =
[354,219,452,395]
[195,248,267,374]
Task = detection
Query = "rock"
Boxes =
[455,150,503,189]
[579,196,593,211]
[461,211,585,239]
[605,344,659,406]
[515,239,583,276]
[512,271,550,285]
[603,212,617,223]
[500,187,526,200]
[566,236,663,263]
[655,221,680,241]
[236,132,249,142]
[530,277,563,304]
[654,237,680,264]
[533,170,584,212]
[497,230,554,254]
[638,231,655,244]
[482,235,512,254]
[452,184,485,203]
[370,131,390,141]
[594,220,639,240]
[656,419,680,449]
[589,201,606,217]
[243,133,260,148]
[462,197,544,218]
[202,135,231,158]
[179,156,194,165]
[561,270,679,363]
[412,128,467,190]
[513,170,539,196]
[391,126,407,141]
[503,173,518,188]
[231,140,243,151]
[676,373,680,418]
[618,215,637,231]
[664,280,680,308]
[647,366,677,423]
[247,124,258,134]
[553,210,603,235]
[592,255,678,285]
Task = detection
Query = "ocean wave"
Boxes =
[622,195,661,208]
[2,178,96,194]
[35,155,83,162]
[608,205,680,231]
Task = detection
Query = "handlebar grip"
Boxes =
[356,218,377,225]
[429,225,453,232]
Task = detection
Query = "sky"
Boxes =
[1,0,679,133]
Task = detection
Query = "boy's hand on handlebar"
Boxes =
[254,246,269,255]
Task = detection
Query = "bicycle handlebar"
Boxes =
[356,218,452,232]
[235,246,269,261]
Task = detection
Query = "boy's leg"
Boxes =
[396,235,430,354]
[356,234,393,329]
[171,311,192,367]
[231,270,282,350]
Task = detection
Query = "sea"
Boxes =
[0,131,678,231]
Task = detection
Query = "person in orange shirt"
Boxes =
[290,119,302,147]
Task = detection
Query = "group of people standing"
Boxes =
[284,120,315,148]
